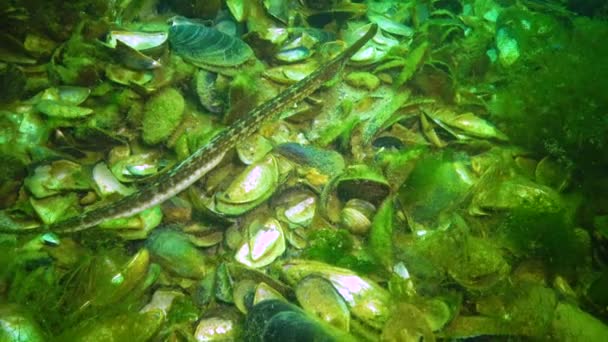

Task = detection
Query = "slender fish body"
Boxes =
[0,24,378,235]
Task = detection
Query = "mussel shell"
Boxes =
[195,69,224,114]
[114,40,161,70]
[39,86,90,105]
[234,218,286,268]
[367,13,414,37]
[169,22,253,67]
[236,134,273,165]
[195,316,238,341]
[275,143,345,177]
[215,155,279,216]
[372,135,406,150]
[35,100,93,118]
[274,188,317,228]
[92,162,132,196]
[106,30,168,54]
[105,64,154,86]
[398,150,475,226]
[264,0,289,24]
[469,174,562,215]
[336,165,390,206]
[253,282,286,307]
[24,160,90,198]
[244,300,355,342]
[340,199,376,235]
[146,229,208,278]
[276,46,312,63]
[295,275,350,331]
[440,112,509,141]
[282,259,391,329]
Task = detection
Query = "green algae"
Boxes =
[490,16,608,173]
[142,87,185,145]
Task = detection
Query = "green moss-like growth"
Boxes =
[142,87,185,145]
[303,228,376,274]
[490,16,608,173]
[497,209,590,276]
[303,229,353,263]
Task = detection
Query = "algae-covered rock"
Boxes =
[142,87,185,144]
[345,71,380,90]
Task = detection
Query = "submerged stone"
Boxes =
[142,87,185,144]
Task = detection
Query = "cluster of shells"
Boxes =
[1,0,607,341]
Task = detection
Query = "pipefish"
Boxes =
[0,24,378,235]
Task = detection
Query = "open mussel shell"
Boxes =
[274,188,317,229]
[343,23,398,65]
[169,20,253,67]
[38,85,90,105]
[335,165,390,206]
[276,46,313,63]
[114,40,161,70]
[234,218,286,268]
[282,259,391,329]
[33,86,93,118]
[106,30,168,56]
[108,149,163,183]
[215,154,279,216]
[275,32,320,63]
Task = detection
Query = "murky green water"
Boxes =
[1,0,607,341]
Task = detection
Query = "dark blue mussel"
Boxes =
[168,19,253,67]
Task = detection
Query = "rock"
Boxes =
[142,87,185,144]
